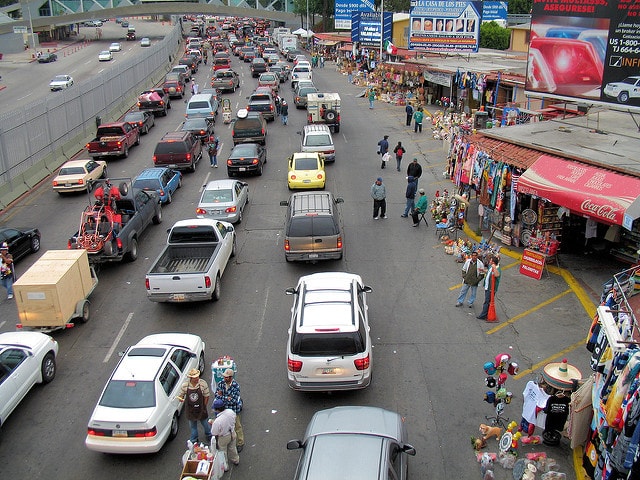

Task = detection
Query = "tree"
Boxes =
[508,0,533,14]
[479,21,510,50]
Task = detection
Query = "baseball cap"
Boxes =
[419,188,425,194]
[213,399,225,410]
[376,177,383,182]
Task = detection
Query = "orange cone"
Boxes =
[487,275,497,322]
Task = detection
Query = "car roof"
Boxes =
[135,167,170,179]
[61,159,93,168]
[304,434,383,480]
[304,406,403,442]
[205,179,239,189]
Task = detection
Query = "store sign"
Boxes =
[482,1,508,22]
[520,249,545,280]
[527,0,640,111]
[351,11,393,47]
[408,0,482,53]
[335,0,375,30]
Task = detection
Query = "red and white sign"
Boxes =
[517,155,640,226]
[520,249,545,280]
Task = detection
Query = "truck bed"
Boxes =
[150,244,218,274]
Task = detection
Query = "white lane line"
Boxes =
[201,171,212,191]
[0,320,5,329]
[103,312,134,363]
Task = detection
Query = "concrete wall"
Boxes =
[0,25,183,210]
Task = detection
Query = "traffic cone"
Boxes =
[487,275,497,322]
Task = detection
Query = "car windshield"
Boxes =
[215,59,230,65]
[294,157,319,170]
[59,167,85,175]
[133,179,160,190]
[251,95,270,102]
[202,188,233,203]
[305,134,331,147]
[124,114,143,122]
[299,88,317,96]
[217,71,234,78]
[183,119,206,129]
[100,380,156,408]
[293,332,363,356]
[306,434,382,478]
[288,216,336,236]
[261,75,276,81]
[52,76,67,82]
[189,101,210,109]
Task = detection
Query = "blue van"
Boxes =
[133,167,182,204]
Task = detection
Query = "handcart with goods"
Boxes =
[222,99,232,124]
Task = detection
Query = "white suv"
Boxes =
[300,124,335,163]
[286,272,373,391]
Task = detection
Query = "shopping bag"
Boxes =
[382,152,391,163]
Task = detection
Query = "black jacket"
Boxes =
[407,162,422,179]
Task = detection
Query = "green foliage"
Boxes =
[508,0,533,14]
[0,0,18,7]
[479,21,510,50]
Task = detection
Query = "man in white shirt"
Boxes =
[210,399,240,466]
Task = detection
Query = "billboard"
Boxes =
[527,0,640,109]
[409,0,482,53]
[335,0,375,30]
[482,1,508,22]
[351,11,393,47]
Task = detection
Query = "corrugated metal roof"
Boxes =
[468,134,543,169]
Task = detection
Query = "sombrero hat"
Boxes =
[542,358,582,390]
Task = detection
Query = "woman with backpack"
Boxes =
[393,141,405,172]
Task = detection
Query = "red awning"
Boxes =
[516,155,640,226]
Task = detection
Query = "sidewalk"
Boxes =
[0,34,89,65]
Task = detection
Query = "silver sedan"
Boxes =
[196,179,249,224]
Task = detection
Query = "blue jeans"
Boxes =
[457,283,478,306]
[403,198,415,216]
[348,73,353,83]
[478,288,492,318]
[369,99,374,109]
[1,275,13,296]
[281,114,288,125]
[189,418,212,443]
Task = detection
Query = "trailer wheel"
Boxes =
[324,109,337,123]
[41,352,56,384]
[75,299,90,324]
[211,274,221,301]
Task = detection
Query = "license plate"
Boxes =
[65,183,71,187]
[112,430,128,437]
[173,294,185,301]
[303,179,311,183]
[308,253,319,259]
[239,167,246,171]
[321,368,337,375]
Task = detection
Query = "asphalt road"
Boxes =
[0,21,588,480]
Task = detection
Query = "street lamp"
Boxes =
[306,0,309,46]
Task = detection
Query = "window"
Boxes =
[100,380,156,408]
[0,348,27,372]
[159,363,180,396]
[170,349,191,371]
[389,443,402,479]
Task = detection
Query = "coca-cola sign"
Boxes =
[580,199,619,222]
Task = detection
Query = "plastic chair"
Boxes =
[435,214,454,238]
[417,211,429,227]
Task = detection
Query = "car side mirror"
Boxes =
[279,200,289,206]
[286,439,303,450]
[402,444,417,456]
[335,197,344,204]
[285,287,297,295]
[361,285,373,293]
[226,226,234,233]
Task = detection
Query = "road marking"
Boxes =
[16,93,33,102]
[256,285,269,343]
[514,337,587,380]
[103,312,133,363]
[485,288,572,335]
[0,320,5,329]
[201,171,212,191]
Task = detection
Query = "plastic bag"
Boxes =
[382,152,391,163]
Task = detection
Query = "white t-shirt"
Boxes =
[522,380,550,427]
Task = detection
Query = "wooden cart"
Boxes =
[14,249,98,332]
[222,98,232,124]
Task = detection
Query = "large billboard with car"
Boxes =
[526,0,640,109]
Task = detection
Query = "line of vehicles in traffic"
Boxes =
[2,17,416,480]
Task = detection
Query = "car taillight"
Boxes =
[288,357,302,372]
[116,238,123,249]
[284,239,290,251]
[317,173,323,179]
[295,97,300,102]
[199,130,205,135]
[145,278,150,290]
[225,206,237,213]
[159,189,165,196]
[153,155,157,164]
[337,236,343,249]
[78,179,85,185]
[308,114,312,122]
[87,428,107,437]
[133,427,157,438]
[86,143,90,149]
[290,174,297,180]
[186,153,192,161]
[261,128,265,135]
[117,141,123,147]
[354,355,370,371]
[137,102,142,108]
[251,158,258,165]
[205,276,212,288]
[269,105,274,111]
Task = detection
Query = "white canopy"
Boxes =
[293,28,314,38]
[292,27,306,35]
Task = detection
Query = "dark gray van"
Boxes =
[280,191,344,262]
[232,109,267,145]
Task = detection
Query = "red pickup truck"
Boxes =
[86,122,140,158]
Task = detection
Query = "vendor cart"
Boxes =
[180,442,226,479]
[212,355,237,385]
[222,99,232,124]
[14,249,98,332]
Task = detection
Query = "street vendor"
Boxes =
[1,242,14,300]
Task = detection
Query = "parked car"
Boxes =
[181,117,214,144]
[287,152,325,190]
[52,159,107,194]
[211,69,240,93]
[109,42,122,52]
[196,179,249,224]
[0,332,58,431]
[37,52,57,63]
[98,50,113,61]
[0,226,41,261]
[287,406,416,478]
[123,110,155,135]
[258,72,279,92]
[85,333,206,454]
[49,74,73,91]
[226,142,267,176]
[133,167,182,204]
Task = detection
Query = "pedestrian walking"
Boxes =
[377,135,389,169]
[177,368,212,444]
[215,369,245,452]
[477,255,501,320]
[319,54,325,68]
[413,106,424,133]
[0,242,14,300]
[411,188,429,226]
[456,251,485,307]
[393,142,405,172]
[401,176,417,217]
[406,158,423,188]
[210,399,240,466]
[275,93,281,116]
[208,135,219,167]
[371,177,387,219]
[368,89,376,109]
[347,64,353,83]
[405,103,414,126]
[280,100,289,125]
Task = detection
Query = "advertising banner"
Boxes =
[520,249,546,280]
[335,0,375,30]
[409,0,482,53]
[527,0,640,109]
[351,11,393,47]
[482,1,508,22]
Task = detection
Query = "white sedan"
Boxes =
[109,42,122,52]
[0,332,59,429]
[140,37,151,47]
[85,333,205,453]
[52,158,107,194]
[49,74,73,91]
[98,50,113,61]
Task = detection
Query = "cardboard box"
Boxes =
[180,459,212,480]
[14,250,96,327]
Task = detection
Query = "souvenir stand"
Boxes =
[580,266,640,480]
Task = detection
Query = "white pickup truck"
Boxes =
[145,219,235,303]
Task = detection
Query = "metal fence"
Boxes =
[0,24,183,210]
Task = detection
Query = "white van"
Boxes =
[300,124,335,163]
[186,93,218,120]
[291,64,312,89]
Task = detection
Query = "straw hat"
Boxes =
[542,358,582,390]
[187,368,200,378]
